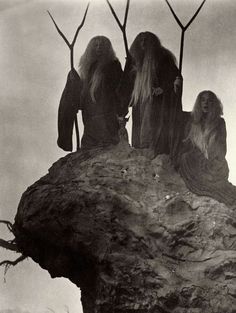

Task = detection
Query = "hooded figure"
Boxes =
[119,31,183,160]
[57,36,123,151]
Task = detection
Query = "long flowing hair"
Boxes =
[187,90,223,157]
[192,90,223,123]
[129,31,176,107]
[79,36,117,102]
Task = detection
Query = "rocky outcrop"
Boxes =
[13,142,236,313]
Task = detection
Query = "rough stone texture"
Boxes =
[13,142,236,313]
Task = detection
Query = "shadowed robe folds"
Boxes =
[57,60,123,150]
[57,69,81,151]
[179,117,236,207]
[120,54,183,160]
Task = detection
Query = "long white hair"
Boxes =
[187,90,223,157]
[129,31,176,107]
[191,90,223,124]
[79,36,117,102]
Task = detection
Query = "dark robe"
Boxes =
[119,53,183,160]
[80,59,123,149]
[179,117,236,207]
[57,60,123,150]
[57,69,82,151]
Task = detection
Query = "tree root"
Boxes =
[0,219,26,279]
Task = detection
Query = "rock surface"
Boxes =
[13,142,236,313]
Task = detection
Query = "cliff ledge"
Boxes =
[13,143,236,313]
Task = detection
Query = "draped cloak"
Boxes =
[119,53,183,160]
[57,60,123,151]
[179,117,236,207]
[57,69,82,151]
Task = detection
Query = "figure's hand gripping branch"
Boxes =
[106,0,130,59]
[174,76,182,94]
[118,115,129,127]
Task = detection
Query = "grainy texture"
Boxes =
[13,143,236,313]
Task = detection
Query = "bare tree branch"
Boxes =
[164,0,206,73]
[107,0,123,29]
[165,0,183,29]
[0,255,26,267]
[0,239,18,252]
[0,255,27,279]
[123,0,130,28]
[0,220,20,253]
[0,219,27,278]
[47,11,71,48]
[0,220,13,232]
[165,0,206,30]
[106,0,130,58]
[47,3,90,150]
[185,0,206,30]
[47,2,90,70]
[71,3,90,47]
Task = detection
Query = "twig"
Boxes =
[165,0,206,73]
[0,255,26,267]
[0,219,27,279]
[0,239,18,252]
[47,3,89,69]
[106,0,130,58]
[0,255,27,279]
[0,220,13,232]
[47,11,70,47]
[47,3,89,150]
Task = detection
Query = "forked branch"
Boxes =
[47,3,89,150]
[185,0,206,29]
[0,219,26,277]
[165,0,206,31]
[0,219,13,232]
[106,0,130,58]
[47,3,90,69]
[165,0,206,73]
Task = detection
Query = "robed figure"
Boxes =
[119,31,183,160]
[179,90,236,207]
[57,36,123,151]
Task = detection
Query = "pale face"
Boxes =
[93,38,109,57]
[201,93,213,113]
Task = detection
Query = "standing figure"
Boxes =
[179,90,236,207]
[119,31,182,159]
[57,36,123,151]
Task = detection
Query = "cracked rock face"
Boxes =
[14,143,236,313]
